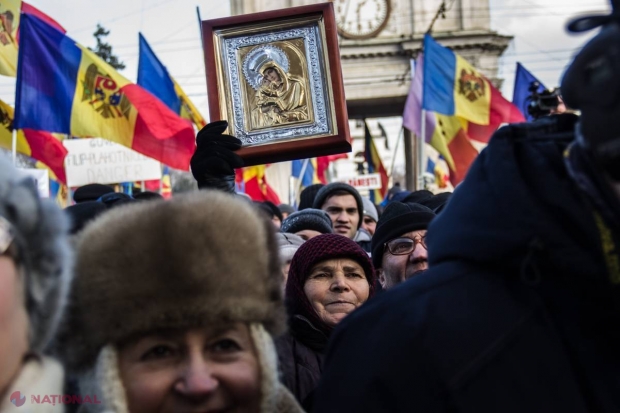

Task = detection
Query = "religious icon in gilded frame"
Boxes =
[202,2,351,166]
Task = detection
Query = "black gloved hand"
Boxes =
[190,120,244,193]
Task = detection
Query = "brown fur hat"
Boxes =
[55,190,285,373]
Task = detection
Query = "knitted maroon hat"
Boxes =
[285,234,376,335]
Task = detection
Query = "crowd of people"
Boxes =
[2,4,620,412]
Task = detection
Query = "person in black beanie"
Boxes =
[298,183,324,210]
[403,190,452,214]
[371,202,436,289]
[311,182,372,252]
[281,208,333,240]
[72,183,114,203]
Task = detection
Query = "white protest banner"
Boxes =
[17,168,49,198]
[339,173,382,191]
[63,139,162,187]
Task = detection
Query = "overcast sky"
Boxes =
[0,0,611,116]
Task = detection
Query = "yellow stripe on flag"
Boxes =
[173,79,207,129]
[453,54,491,125]
[70,45,135,147]
[0,99,31,155]
[429,113,467,172]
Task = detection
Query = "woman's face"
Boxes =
[118,323,261,413]
[0,254,29,395]
[264,68,281,84]
[303,258,370,328]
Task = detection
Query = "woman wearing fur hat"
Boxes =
[276,234,376,406]
[0,155,73,412]
[55,191,303,413]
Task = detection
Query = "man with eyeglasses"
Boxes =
[371,202,436,289]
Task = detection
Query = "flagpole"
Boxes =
[418,109,426,190]
[11,129,16,165]
[389,127,404,180]
[289,176,296,206]
[297,158,310,197]
[159,163,163,194]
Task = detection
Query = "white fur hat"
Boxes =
[0,154,73,352]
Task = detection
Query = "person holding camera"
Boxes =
[311,2,620,412]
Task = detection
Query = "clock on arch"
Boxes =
[334,0,391,40]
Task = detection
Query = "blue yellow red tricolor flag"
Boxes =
[404,55,524,185]
[422,34,522,127]
[235,166,281,204]
[0,0,65,77]
[143,165,172,199]
[15,14,195,171]
[0,99,68,183]
[137,33,207,130]
[292,158,320,188]
[364,121,389,203]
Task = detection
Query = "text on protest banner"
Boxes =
[63,138,162,187]
[339,173,382,191]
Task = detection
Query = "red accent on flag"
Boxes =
[122,84,195,171]
[446,129,478,186]
[468,87,525,143]
[22,128,68,184]
[18,2,66,42]
[316,154,347,184]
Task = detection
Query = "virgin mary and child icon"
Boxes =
[243,44,310,129]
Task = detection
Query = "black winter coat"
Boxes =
[276,315,328,407]
[313,114,620,412]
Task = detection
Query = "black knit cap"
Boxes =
[281,208,333,235]
[312,182,364,229]
[403,190,452,214]
[299,183,324,210]
[371,202,436,268]
[73,184,114,203]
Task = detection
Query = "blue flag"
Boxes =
[137,33,181,114]
[512,62,546,121]
[292,159,316,188]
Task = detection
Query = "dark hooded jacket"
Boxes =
[313,114,620,412]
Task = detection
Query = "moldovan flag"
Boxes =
[423,34,522,127]
[0,1,65,76]
[0,99,68,183]
[364,122,389,203]
[15,14,195,171]
[292,158,320,188]
[237,166,281,204]
[406,53,524,185]
[137,33,206,130]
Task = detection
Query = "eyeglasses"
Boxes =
[384,236,427,256]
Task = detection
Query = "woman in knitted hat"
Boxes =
[276,234,376,406]
[55,191,303,413]
[0,155,72,412]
